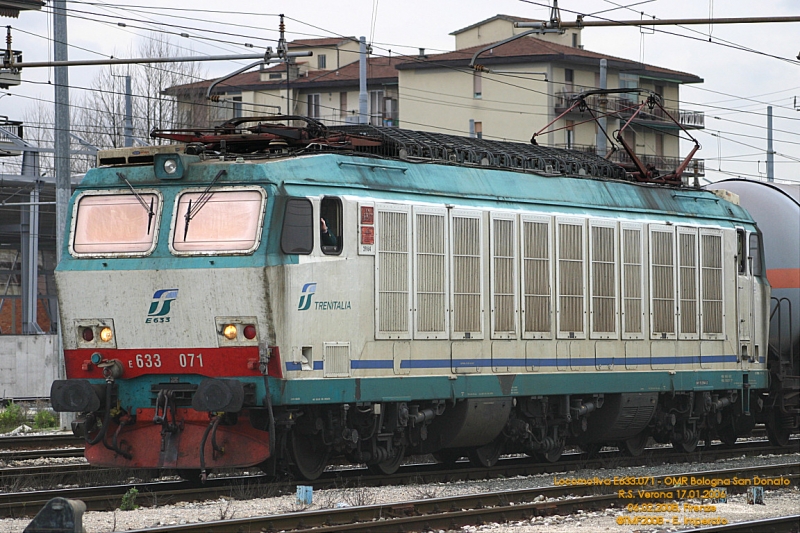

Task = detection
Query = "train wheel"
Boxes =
[367,445,405,476]
[671,435,698,453]
[767,412,791,447]
[433,449,463,465]
[579,443,602,457]
[178,469,203,485]
[468,438,504,467]
[716,424,737,447]
[618,433,649,457]
[289,430,329,481]
[539,442,564,463]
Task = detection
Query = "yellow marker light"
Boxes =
[223,324,238,340]
[99,327,113,342]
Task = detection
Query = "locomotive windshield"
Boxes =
[171,187,266,254]
[71,191,161,256]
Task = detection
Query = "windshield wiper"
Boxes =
[117,172,155,234]
[183,169,227,241]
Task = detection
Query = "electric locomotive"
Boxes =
[50,117,783,481]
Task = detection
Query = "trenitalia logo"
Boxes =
[298,283,316,311]
[148,289,179,317]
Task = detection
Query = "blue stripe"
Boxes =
[285,355,740,372]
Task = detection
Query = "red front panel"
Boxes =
[65,347,263,379]
[85,409,271,469]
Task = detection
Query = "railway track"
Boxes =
[3,439,798,517]
[0,434,82,451]
[101,463,800,533]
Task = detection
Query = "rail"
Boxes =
[553,143,705,176]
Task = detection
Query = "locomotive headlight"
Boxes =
[223,324,238,340]
[163,158,178,175]
[99,327,114,343]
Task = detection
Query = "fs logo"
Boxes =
[147,289,178,323]
[298,283,316,311]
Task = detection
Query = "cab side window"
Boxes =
[320,196,343,255]
[749,232,763,277]
[281,198,313,254]
[737,229,747,275]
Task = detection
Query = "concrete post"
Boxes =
[20,151,41,334]
[597,59,607,157]
[359,37,368,124]
[767,106,774,182]
[124,75,133,147]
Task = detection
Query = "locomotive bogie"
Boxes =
[50,143,778,479]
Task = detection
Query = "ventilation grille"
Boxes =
[701,233,723,334]
[558,222,584,334]
[493,218,516,334]
[679,232,698,335]
[523,220,551,333]
[622,228,643,335]
[651,230,675,334]
[377,209,410,334]
[323,342,350,377]
[416,213,447,334]
[591,225,616,334]
[452,216,481,334]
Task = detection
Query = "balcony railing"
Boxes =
[552,143,705,177]
[554,92,704,129]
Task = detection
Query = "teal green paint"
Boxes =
[269,370,768,405]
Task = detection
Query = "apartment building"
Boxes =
[167,15,705,174]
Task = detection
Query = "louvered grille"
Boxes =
[591,225,616,334]
[378,210,409,333]
[622,228,643,335]
[323,343,350,377]
[701,233,723,334]
[558,222,584,334]
[679,232,698,335]
[452,216,481,333]
[493,218,516,334]
[651,230,675,334]
[416,213,447,333]
[523,221,551,333]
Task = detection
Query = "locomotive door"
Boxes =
[736,229,753,340]
[736,229,753,360]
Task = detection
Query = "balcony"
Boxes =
[554,92,705,130]
[553,143,705,177]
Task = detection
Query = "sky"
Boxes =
[0,0,798,183]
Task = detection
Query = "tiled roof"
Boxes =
[396,35,702,83]
[164,55,403,95]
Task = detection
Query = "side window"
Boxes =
[737,229,747,275]
[749,232,763,277]
[320,196,343,255]
[281,198,313,254]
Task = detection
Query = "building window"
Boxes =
[475,121,483,139]
[571,33,578,48]
[369,90,385,126]
[565,120,574,149]
[473,71,482,98]
[232,96,242,118]
[619,73,639,102]
[565,69,574,93]
[339,92,347,122]
[307,93,321,119]
[317,54,327,69]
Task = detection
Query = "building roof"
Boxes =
[164,54,403,96]
[449,14,540,36]
[395,35,703,84]
[288,36,359,48]
[0,0,43,18]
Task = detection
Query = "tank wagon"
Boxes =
[707,179,800,445]
[51,118,774,480]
